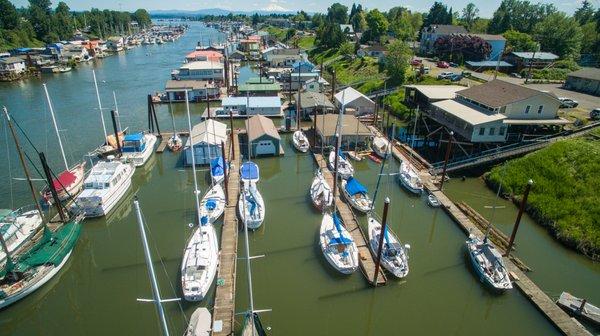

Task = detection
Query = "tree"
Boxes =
[534,12,583,58]
[461,3,479,31]
[316,21,345,49]
[327,3,348,25]
[251,13,260,26]
[503,29,537,53]
[423,2,451,27]
[351,11,367,33]
[469,18,489,33]
[488,0,557,34]
[385,40,412,84]
[574,0,595,25]
[389,8,417,41]
[132,9,151,27]
[54,2,73,40]
[434,34,492,62]
[365,9,389,43]
[0,0,20,30]
[339,41,354,56]
[311,13,325,28]
[580,22,598,54]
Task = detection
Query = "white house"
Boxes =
[219,96,282,116]
[419,25,468,54]
[303,77,329,93]
[164,80,220,102]
[357,45,387,61]
[61,45,91,62]
[184,119,228,165]
[334,87,376,116]
[175,61,225,83]
[0,57,26,76]
[106,36,124,52]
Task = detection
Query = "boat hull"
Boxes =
[466,236,512,292]
[237,183,265,230]
[310,170,333,212]
[367,217,409,278]
[341,180,372,213]
[121,134,157,167]
[181,225,219,301]
[292,131,309,153]
[76,163,135,218]
[319,213,358,274]
[42,162,86,203]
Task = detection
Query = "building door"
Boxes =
[255,140,275,155]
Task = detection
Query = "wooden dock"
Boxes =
[154,132,189,153]
[212,131,241,336]
[313,153,386,286]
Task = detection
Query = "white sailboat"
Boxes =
[309,169,333,212]
[0,207,42,265]
[181,90,219,302]
[398,159,423,194]
[367,215,410,278]
[466,235,512,291]
[328,150,354,180]
[371,136,390,159]
[199,183,226,224]
[41,84,86,203]
[238,181,265,230]
[292,130,309,153]
[319,212,358,274]
[341,177,372,213]
[185,307,212,336]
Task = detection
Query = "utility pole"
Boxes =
[505,179,533,256]
[373,197,390,286]
[525,43,539,84]
[439,131,454,190]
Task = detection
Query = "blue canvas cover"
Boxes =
[345,177,367,196]
[122,133,146,153]
[124,133,144,142]
[240,162,259,180]
[337,149,345,160]
[205,199,217,210]
[211,157,224,177]
[330,213,352,245]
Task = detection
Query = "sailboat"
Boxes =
[185,307,212,336]
[328,150,354,180]
[371,136,390,159]
[0,207,42,265]
[0,107,83,309]
[398,159,423,194]
[167,100,182,152]
[367,216,410,278]
[292,130,309,153]
[210,156,225,185]
[319,212,358,274]
[40,84,86,203]
[238,133,265,229]
[199,183,226,224]
[341,177,372,213]
[181,90,219,302]
[309,169,333,212]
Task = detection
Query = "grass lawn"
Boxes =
[486,131,600,260]
[297,36,315,50]
[265,26,287,42]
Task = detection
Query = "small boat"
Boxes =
[199,184,226,224]
[556,292,600,327]
[238,181,265,230]
[167,134,182,152]
[466,234,512,291]
[75,159,135,217]
[427,193,441,207]
[372,136,390,158]
[367,153,382,164]
[319,212,358,274]
[0,206,42,265]
[120,132,157,167]
[210,156,225,185]
[310,169,333,212]
[292,130,309,153]
[58,66,71,73]
[185,307,212,336]
[367,216,410,278]
[328,150,354,180]
[398,159,423,194]
[240,161,260,184]
[241,312,268,336]
[341,177,372,213]
[181,223,219,301]
[346,151,362,161]
[41,162,86,203]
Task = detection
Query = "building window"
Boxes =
[499,126,506,135]
[479,127,485,135]
[489,127,495,135]
[537,105,543,114]
[525,105,531,114]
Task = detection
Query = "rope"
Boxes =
[3,118,14,208]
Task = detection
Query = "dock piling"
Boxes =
[373,198,390,286]
[505,179,533,256]
[439,131,454,190]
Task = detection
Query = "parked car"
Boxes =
[411,59,422,66]
[438,72,455,80]
[558,97,579,108]
[509,72,522,78]
[449,62,459,67]
[461,70,472,77]
[422,66,430,74]
[449,74,463,82]
[590,108,600,120]
[437,61,450,68]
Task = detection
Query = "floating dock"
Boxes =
[313,153,386,286]
[212,131,241,335]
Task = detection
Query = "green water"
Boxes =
[0,22,592,335]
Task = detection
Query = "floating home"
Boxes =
[245,115,282,157]
[184,119,228,165]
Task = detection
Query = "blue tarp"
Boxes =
[338,149,345,160]
[211,157,224,177]
[200,216,208,225]
[241,162,259,180]
[345,177,367,196]
[124,133,144,142]
[206,199,217,210]
[330,213,352,245]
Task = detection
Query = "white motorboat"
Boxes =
[0,206,42,264]
[427,193,441,207]
[167,134,182,152]
[181,224,219,301]
[185,307,212,336]
[372,136,390,158]
[341,177,372,213]
[76,159,135,217]
[210,156,225,185]
[120,132,157,167]
[367,216,410,278]
[466,234,512,291]
[310,169,333,212]
[398,159,423,194]
[328,150,354,180]
[199,184,226,224]
[319,212,358,274]
[238,181,265,230]
[292,130,309,153]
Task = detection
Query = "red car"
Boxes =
[411,59,422,66]
[437,61,450,68]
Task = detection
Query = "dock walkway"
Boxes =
[212,131,241,335]
[313,153,386,286]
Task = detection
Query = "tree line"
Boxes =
[0,0,152,51]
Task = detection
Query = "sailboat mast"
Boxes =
[332,101,345,211]
[2,107,45,219]
[133,199,170,336]
[43,84,69,171]
[184,90,202,225]
[242,208,256,336]
[113,91,122,131]
[410,106,419,152]
[92,70,108,140]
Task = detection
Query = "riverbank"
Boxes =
[485,129,600,261]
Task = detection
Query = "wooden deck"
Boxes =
[313,153,386,286]
[212,131,241,336]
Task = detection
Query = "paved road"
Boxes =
[526,83,599,118]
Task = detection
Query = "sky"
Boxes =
[9,0,586,17]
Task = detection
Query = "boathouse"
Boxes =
[294,91,335,118]
[221,96,282,116]
[165,80,220,102]
[245,115,282,157]
[313,114,372,149]
[334,87,376,116]
[185,119,228,165]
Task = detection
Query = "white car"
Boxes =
[558,97,579,108]
[437,72,455,80]
[590,108,600,120]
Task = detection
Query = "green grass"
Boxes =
[297,36,315,50]
[486,136,600,259]
[265,26,287,42]
[308,47,341,65]
[329,56,386,86]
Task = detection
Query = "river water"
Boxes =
[0,22,595,335]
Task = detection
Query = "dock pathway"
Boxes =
[212,131,241,335]
[313,153,386,286]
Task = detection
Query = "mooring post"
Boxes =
[221,140,228,202]
[439,131,454,191]
[147,94,154,133]
[505,179,533,256]
[151,100,161,136]
[111,110,122,154]
[229,109,235,159]
[373,197,390,286]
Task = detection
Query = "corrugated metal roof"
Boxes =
[313,114,372,137]
[432,100,506,126]
[567,67,600,81]
[510,52,559,60]
[466,61,513,67]
[246,115,280,142]
[457,79,555,108]
[405,85,467,100]
[334,87,374,106]
[187,119,228,146]
[238,82,280,92]
[222,96,281,108]
[294,91,335,109]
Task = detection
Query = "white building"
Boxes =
[106,36,124,52]
[175,61,225,83]
[184,119,228,165]
[220,96,282,116]
[164,80,220,102]
[0,57,26,75]
[419,25,468,54]
[334,87,376,116]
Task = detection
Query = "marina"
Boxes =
[0,19,598,336]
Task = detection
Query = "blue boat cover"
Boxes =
[345,177,367,196]
[245,194,257,216]
[241,162,259,180]
[124,133,144,142]
[338,149,345,160]
[206,199,217,210]
[383,225,391,245]
[330,213,352,245]
[200,216,208,225]
[211,157,225,177]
